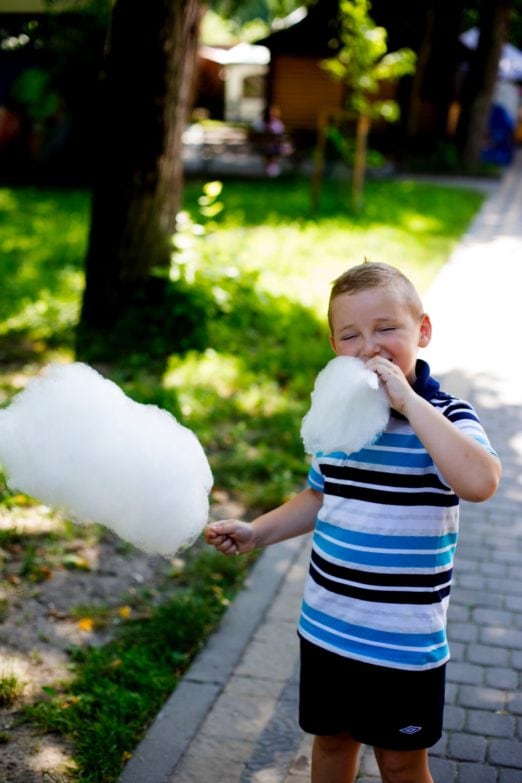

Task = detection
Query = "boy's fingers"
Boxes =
[207,520,237,537]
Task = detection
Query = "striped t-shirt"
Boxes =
[298,360,496,671]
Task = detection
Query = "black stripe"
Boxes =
[311,549,453,589]
[310,562,451,605]
[443,402,479,423]
[324,482,459,507]
[447,411,480,423]
[321,464,449,490]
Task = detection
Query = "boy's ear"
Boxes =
[419,313,432,347]
[329,334,338,354]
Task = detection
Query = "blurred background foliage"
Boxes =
[0,175,485,510]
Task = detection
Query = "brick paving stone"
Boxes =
[460,573,491,590]
[491,549,522,565]
[444,706,466,732]
[448,622,480,644]
[487,579,522,597]
[466,709,516,738]
[485,667,519,690]
[448,732,488,762]
[499,770,522,783]
[353,751,376,779]
[447,661,485,685]
[453,589,505,610]
[445,682,458,706]
[481,628,522,649]
[431,732,449,757]
[458,685,507,712]
[458,763,498,783]
[481,561,513,578]
[429,756,458,782]
[467,644,510,667]
[506,693,522,715]
[473,608,513,626]
[450,641,466,662]
[449,604,472,621]
[488,739,522,768]
[512,650,522,669]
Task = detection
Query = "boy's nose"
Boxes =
[361,335,380,359]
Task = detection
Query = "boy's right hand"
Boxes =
[204,520,256,556]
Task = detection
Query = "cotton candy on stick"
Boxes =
[0,363,213,556]
[301,356,390,455]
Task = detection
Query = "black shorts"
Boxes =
[299,637,446,751]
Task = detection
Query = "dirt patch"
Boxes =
[0,492,245,783]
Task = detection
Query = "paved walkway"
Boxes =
[119,157,522,783]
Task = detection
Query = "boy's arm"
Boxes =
[205,487,322,555]
[368,357,501,502]
[401,394,500,502]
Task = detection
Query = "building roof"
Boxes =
[257,0,340,58]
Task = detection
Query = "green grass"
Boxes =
[0,174,486,781]
[25,547,253,783]
[0,672,25,707]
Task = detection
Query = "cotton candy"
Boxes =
[301,356,389,455]
[0,363,213,556]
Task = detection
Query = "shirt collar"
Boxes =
[412,359,440,400]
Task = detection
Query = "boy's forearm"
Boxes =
[250,487,322,548]
[402,395,501,502]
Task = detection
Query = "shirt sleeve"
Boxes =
[307,455,325,491]
[443,398,498,456]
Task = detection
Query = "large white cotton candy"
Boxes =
[301,356,390,455]
[0,363,213,556]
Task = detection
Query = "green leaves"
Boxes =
[322,0,416,122]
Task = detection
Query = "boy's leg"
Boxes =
[312,732,361,783]
[373,746,433,783]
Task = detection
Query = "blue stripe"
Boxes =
[472,435,498,456]
[302,601,446,647]
[308,466,324,490]
[350,447,434,468]
[314,533,456,568]
[316,519,458,551]
[298,616,448,667]
[374,433,424,448]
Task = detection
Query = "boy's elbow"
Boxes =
[461,460,501,503]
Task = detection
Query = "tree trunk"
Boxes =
[79,0,200,332]
[352,114,370,211]
[456,0,511,168]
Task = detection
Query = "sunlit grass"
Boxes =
[183,177,484,314]
[0,187,88,342]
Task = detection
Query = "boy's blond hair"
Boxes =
[328,261,424,332]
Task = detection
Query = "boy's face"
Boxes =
[329,286,432,383]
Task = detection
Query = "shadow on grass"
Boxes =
[184,176,485,237]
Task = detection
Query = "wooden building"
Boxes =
[257,1,345,140]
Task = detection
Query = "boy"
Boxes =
[205,262,500,783]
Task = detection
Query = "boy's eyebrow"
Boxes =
[335,315,400,331]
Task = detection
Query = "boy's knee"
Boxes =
[374,748,432,783]
[314,732,358,755]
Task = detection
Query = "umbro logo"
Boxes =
[399,725,423,735]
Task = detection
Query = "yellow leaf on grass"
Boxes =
[117,605,131,619]
[77,617,93,632]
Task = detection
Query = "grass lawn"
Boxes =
[0,174,486,782]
